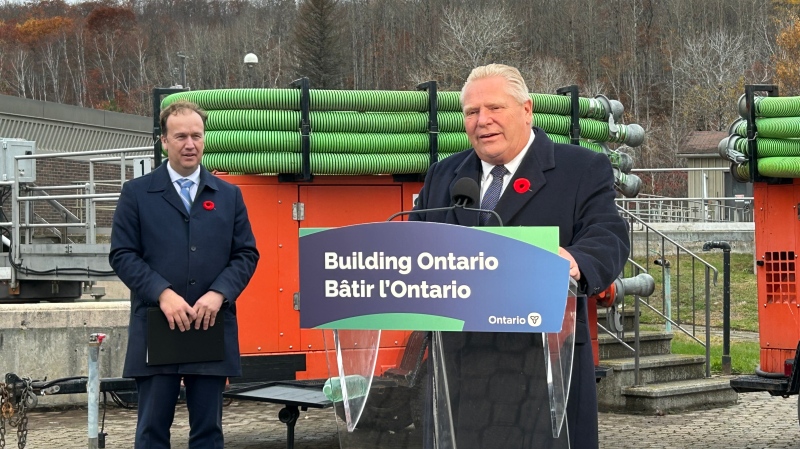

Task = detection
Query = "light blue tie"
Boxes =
[177,178,193,213]
[480,165,508,225]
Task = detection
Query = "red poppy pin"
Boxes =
[513,178,531,194]
[203,201,215,211]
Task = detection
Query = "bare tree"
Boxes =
[673,30,750,132]
[426,5,527,90]
[525,55,578,95]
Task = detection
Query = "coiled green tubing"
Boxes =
[163,88,631,175]
[726,95,800,179]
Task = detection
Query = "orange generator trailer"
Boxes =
[729,85,800,423]
[222,174,423,384]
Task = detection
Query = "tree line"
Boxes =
[1,0,800,193]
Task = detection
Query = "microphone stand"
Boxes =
[386,199,504,226]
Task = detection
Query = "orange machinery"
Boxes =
[753,179,800,374]
[225,173,622,381]
[731,179,800,404]
[222,174,423,383]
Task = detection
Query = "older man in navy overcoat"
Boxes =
[110,100,259,449]
[412,64,629,448]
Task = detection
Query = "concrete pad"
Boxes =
[0,301,130,406]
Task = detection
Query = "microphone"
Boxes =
[454,178,503,226]
[451,177,479,207]
[387,177,503,226]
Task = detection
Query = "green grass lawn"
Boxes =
[619,253,762,374]
[670,333,761,375]
[626,252,759,332]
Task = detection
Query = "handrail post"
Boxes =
[634,271,641,386]
[703,241,732,375]
[704,267,711,378]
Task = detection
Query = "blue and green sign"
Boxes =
[299,221,570,333]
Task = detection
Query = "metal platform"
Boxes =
[730,374,790,395]
[224,380,333,449]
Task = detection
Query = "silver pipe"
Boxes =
[88,333,106,449]
[15,147,152,160]
[17,193,118,201]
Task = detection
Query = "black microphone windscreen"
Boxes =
[451,178,480,207]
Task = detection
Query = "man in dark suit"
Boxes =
[110,100,259,449]
[412,64,629,448]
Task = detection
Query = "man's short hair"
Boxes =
[460,64,530,107]
[159,100,207,135]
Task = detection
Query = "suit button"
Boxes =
[189,279,196,285]
[191,246,196,251]
[184,218,189,223]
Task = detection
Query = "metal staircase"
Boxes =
[596,207,738,413]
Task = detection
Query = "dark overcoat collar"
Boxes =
[452,127,557,226]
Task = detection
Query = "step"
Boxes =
[596,354,707,410]
[618,377,738,414]
[598,331,673,359]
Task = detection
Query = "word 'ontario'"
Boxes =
[324,251,499,275]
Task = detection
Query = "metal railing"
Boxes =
[602,205,719,385]
[618,167,753,223]
[7,147,152,287]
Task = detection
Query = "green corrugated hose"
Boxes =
[204,130,606,155]
[203,109,642,146]
[725,135,800,158]
[163,89,620,118]
[162,88,638,178]
[202,151,459,175]
[724,95,800,179]
[739,95,800,119]
[731,117,800,140]
[734,157,800,179]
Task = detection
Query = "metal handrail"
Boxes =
[8,147,146,288]
[614,205,718,384]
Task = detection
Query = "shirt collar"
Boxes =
[166,163,200,185]
[480,128,535,180]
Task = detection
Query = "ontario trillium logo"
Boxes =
[527,313,542,327]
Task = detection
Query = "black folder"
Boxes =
[146,308,225,366]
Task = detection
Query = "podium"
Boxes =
[300,222,577,449]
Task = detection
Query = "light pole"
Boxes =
[244,53,259,88]
[177,51,188,88]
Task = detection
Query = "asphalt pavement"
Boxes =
[2,390,799,449]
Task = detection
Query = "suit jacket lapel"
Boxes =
[451,151,483,226]
[494,128,556,225]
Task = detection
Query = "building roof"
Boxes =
[678,131,728,157]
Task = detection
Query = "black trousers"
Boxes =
[134,374,227,449]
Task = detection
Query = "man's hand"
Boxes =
[193,291,225,330]
[158,288,197,331]
[558,247,581,281]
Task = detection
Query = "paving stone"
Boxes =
[1,391,799,448]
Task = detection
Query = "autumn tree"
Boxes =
[85,5,137,109]
[774,15,800,95]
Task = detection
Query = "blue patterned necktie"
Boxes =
[177,178,193,213]
[480,165,508,225]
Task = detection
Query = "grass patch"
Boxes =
[626,252,759,332]
[670,333,760,375]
